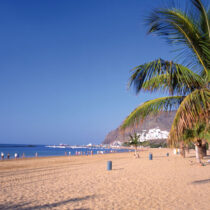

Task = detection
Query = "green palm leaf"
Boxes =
[147,0,210,75]
[121,96,185,130]
[125,133,141,147]
[175,122,210,147]
[192,0,210,39]
[129,59,204,95]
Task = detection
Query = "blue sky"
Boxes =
[0,0,173,145]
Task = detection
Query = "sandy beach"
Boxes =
[0,148,210,210]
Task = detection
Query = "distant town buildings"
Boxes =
[108,127,169,147]
[111,141,122,147]
[137,127,169,142]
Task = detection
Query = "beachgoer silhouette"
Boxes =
[1,152,4,160]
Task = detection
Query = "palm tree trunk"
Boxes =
[195,145,200,163]
[186,144,189,153]
[180,142,185,158]
[135,146,137,157]
[195,140,203,162]
[201,140,207,158]
[135,146,139,158]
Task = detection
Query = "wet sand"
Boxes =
[0,148,210,210]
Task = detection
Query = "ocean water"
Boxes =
[0,144,130,159]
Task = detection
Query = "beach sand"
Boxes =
[0,148,210,210]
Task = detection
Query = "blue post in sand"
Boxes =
[107,161,112,170]
[166,153,169,157]
[149,153,153,160]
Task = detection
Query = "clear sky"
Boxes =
[0,0,173,145]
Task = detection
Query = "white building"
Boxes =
[137,127,169,142]
[111,141,122,147]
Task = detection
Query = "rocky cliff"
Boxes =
[102,111,176,144]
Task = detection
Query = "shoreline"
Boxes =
[0,149,132,162]
[0,145,148,161]
[0,147,208,166]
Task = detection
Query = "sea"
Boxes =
[0,144,130,159]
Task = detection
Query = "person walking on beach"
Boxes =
[7,153,10,159]
[1,152,4,160]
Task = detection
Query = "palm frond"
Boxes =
[129,59,204,95]
[183,128,196,142]
[182,122,210,144]
[191,0,210,39]
[121,96,185,130]
[124,133,141,147]
[199,39,210,80]
[147,3,209,75]
[169,88,210,146]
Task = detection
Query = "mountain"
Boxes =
[102,111,176,144]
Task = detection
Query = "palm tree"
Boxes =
[124,133,142,158]
[182,122,210,162]
[121,0,210,152]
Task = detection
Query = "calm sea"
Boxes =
[0,144,129,159]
